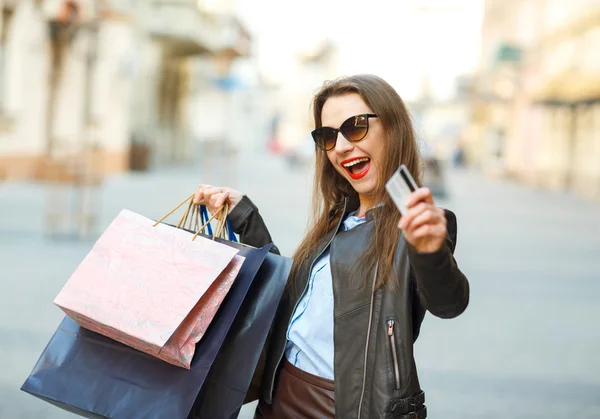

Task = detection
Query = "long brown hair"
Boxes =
[290,74,422,290]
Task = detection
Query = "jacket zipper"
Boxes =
[387,320,401,390]
[357,264,378,418]
[267,203,347,403]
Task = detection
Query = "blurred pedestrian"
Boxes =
[194,74,470,419]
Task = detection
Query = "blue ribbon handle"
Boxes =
[227,219,238,242]
[199,205,237,242]
[199,205,213,236]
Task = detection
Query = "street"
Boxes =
[1,151,599,418]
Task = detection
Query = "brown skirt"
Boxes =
[255,360,335,419]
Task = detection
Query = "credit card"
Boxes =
[385,164,418,214]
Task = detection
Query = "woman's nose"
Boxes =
[334,131,354,153]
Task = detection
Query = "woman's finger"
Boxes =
[193,185,242,213]
[207,192,230,214]
[406,187,434,208]
[213,192,230,210]
[399,202,427,229]
[403,207,441,232]
[205,186,224,198]
[193,184,212,204]
[201,187,225,207]
[410,223,446,241]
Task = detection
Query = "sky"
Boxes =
[233,0,484,101]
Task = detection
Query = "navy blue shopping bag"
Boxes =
[190,250,292,418]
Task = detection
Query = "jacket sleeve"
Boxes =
[228,195,280,255]
[407,209,469,319]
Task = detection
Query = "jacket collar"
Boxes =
[342,197,381,221]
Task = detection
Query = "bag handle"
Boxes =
[153,194,237,242]
[188,199,236,242]
[199,205,213,236]
[153,193,195,227]
[191,205,227,241]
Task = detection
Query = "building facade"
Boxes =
[472,0,600,201]
[0,0,137,180]
[0,0,253,180]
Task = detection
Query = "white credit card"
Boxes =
[385,164,419,214]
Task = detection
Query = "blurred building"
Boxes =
[467,0,523,175]
[0,0,137,181]
[272,40,340,155]
[0,0,253,180]
[409,75,473,161]
[471,0,600,201]
[130,0,252,169]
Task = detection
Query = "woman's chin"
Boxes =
[349,178,377,198]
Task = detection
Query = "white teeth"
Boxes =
[343,158,370,168]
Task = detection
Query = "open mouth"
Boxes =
[342,157,371,180]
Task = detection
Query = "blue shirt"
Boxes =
[284,212,366,379]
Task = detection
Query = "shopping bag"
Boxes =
[53,195,244,368]
[21,240,273,419]
[189,245,293,418]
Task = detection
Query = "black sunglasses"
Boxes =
[311,113,378,151]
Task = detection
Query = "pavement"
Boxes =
[1,150,599,418]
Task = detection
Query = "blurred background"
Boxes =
[1,0,599,418]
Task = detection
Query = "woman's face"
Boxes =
[322,93,385,205]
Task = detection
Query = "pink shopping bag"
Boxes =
[54,209,245,369]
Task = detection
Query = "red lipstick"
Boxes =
[341,157,371,180]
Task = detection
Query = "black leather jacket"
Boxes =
[229,196,469,419]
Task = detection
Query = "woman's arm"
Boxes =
[194,185,280,254]
[398,187,469,318]
[228,196,280,255]
[407,209,469,318]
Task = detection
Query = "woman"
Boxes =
[194,74,469,419]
